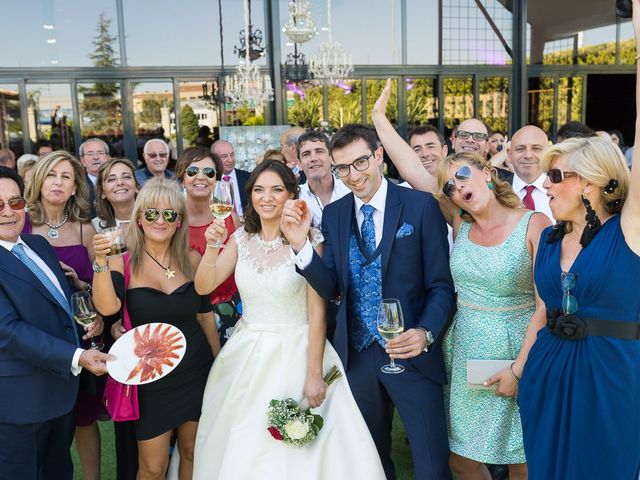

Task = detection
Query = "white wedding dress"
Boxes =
[191,229,385,479]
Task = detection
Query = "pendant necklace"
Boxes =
[44,214,69,240]
[144,249,176,279]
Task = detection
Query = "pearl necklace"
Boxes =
[44,214,69,239]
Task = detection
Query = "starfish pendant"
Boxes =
[165,268,176,279]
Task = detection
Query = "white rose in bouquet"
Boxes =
[284,420,310,440]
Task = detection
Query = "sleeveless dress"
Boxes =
[444,211,535,464]
[111,274,214,440]
[519,215,640,479]
[192,229,385,480]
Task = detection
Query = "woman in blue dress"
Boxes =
[518,8,640,475]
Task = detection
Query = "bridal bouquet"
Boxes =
[267,365,343,447]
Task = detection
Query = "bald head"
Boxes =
[452,119,489,156]
[508,125,549,184]
[280,127,306,168]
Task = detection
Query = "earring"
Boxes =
[137,220,142,228]
[177,222,182,228]
[580,194,601,248]
[488,181,494,190]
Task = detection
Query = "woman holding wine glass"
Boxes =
[22,150,105,480]
[190,160,385,479]
[175,146,238,347]
[92,177,217,480]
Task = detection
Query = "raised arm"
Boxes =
[371,78,438,193]
[621,0,640,254]
[194,221,237,295]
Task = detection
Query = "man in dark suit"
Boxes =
[282,125,455,480]
[211,140,250,215]
[79,137,111,218]
[0,167,111,480]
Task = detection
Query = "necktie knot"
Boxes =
[522,184,536,211]
[12,243,25,256]
[361,204,375,220]
[525,185,535,194]
[223,175,231,182]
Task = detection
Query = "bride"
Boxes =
[191,160,385,479]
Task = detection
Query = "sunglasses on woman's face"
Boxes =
[547,169,579,184]
[0,197,26,211]
[442,165,473,198]
[185,166,216,179]
[142,208,179,223]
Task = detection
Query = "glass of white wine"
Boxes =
[70,291,104,351]
[377,298,405,374]
[209,180,234,248]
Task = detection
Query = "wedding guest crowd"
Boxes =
[1,4,639,479]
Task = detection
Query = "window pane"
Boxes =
[124,0,266,66]
[479,77,509,134]
[619,21,637,65]
[442,77,473,130]
[286,81,324,128]
[78,82,124,157]
[366,79,397,125]
[133,82,174,159]
[406,78,438,127]
[279,0,401,65]
[178,81,221,148]
[0,85,24,157]
[26,83,75,153]
[328,80,362,129]
[0,1,119,67]
[558,76,584,126]
[407,0,439,64]
[528,77,554,135]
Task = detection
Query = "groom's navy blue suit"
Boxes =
[299,180,454,479]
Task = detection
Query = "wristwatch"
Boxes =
[417,327,434,353]
[92,261,109,273]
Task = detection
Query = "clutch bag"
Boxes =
[466,359,513,390]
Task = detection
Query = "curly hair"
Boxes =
[434,151,522,223]
[25,151,91,225]
[243,160,298,235]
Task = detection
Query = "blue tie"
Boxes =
[12,243,80,346]
[360,204,376,256]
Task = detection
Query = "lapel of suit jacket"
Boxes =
[338,194,354,290]
[380,182,403,278]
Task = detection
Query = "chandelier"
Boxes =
[282,0,317,44]
[283,45,309,81]
[201,81,219,109]
[309,0,353,83]
[233,0,265,62]
[224,0,274,108]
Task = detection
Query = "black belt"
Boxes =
[546,309,640,341]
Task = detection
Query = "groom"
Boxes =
[282,124,454,479]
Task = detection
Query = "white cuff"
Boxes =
[71,348,84,376]
[291,239,313,270]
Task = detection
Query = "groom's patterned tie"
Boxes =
[12,243,80,346]
[349,204,384,351]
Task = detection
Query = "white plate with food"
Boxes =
[107,323,186,385]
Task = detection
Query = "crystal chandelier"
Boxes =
[309,0,353,83]
[282,0,317,44]
[224,0,274,108]
[233,0,265,62]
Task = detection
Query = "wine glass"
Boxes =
[209,180,234,248]
[70,291,104,351]
[377,298,405,374]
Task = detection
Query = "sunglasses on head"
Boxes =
[0,197,26,211]
[142,208,179,223]
[442,165,473,198]
[185,166,216,178]
[547,169,579,184]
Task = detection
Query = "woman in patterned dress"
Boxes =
[371,83,550,479]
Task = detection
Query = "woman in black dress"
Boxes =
[92,177,218,479]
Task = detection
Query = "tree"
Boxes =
[180,105,200,146]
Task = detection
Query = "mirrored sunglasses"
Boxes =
[185,166,216,178]
[442,165,473,198]
[143,208,179,223]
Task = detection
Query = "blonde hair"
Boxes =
[541,137,629,214]
[127,177,194,278]
[434,152,521,223]
[25,151,91,225]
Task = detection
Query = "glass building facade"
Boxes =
[0,0,635,162]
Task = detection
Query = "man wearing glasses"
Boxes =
[0,166,111,480]
[283,124,455,480]
[79,138,111,217]
[135,139,174,187]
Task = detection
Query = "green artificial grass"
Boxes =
[73,412,417,479]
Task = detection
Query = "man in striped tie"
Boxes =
[0,166,112,480]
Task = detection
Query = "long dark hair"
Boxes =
[95,158,140,229]
[243,160,298,235]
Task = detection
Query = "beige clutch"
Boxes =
[466,359,514,390]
